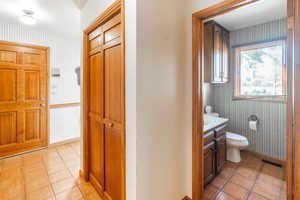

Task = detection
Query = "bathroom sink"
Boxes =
[203,114,229,132]
[204,118,212,126]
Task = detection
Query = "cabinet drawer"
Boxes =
[204,130,215,145]
[215,125,226,138]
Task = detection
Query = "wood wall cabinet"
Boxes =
[203,124,227,187]
[83,2,125,200]
[204,21,229,83]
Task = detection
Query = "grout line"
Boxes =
[244,161,265,200]
[54,143,85,198]
[211,162,240,199]
[41,149,57,200]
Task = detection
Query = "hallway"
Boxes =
[0,142,102,200]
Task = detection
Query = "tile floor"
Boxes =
[204,151,286,200]
[0,141,103,200]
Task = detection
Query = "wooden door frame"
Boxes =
[82,0,126,197]
[192,0,298,199]
[0,40,50,152]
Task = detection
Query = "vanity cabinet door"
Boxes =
[213,25,223,83]
[204,141,216,186]
[216,134,227,173]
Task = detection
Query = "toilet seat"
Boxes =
[226,132,248,146]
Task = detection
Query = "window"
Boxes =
[234,40,287,101]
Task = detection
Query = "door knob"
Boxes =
[106,123,113,128]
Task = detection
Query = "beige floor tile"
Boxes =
[248,192,268,200]
[204,185,219,200]
[26,185,55,200]
[51,177,77,194]
[230,173,255,190]
[22,162,47,175]
[55,186,83,200]
[236,166,258,181]
[211,175,227,189]
[23,170,48,183]
[215,191,235,200]
[49,169,72,183]
[0,142,87,200]
[223,182,249,200]
[0,182,25,200]
[25,176,50,193]
[219,167,235,180]
[256,173,284,188]
[68,166,80,178]
[253,182,281,200]
[2,156,23,170]
[46,162,67,175]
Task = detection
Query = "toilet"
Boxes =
[226,132,249,163]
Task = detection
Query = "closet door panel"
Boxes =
[104,45,122,123]
[104,126,123,200]
[104,44,124,200]
[89,119,105,188]
[89,52,104,115]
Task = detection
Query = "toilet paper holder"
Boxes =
[248,115,259,124]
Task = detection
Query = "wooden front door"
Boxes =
[0,41,49,157]
[84,1,125,200]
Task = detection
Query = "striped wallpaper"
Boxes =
[212,18,287,160]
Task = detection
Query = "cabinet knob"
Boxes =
[40,103,46,107]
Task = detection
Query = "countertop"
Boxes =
[203,114,229,133]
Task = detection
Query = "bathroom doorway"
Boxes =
[192,0,297,199]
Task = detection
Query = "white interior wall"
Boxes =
[136,0,192,199]
[0,23,81,144]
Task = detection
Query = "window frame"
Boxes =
[233,39,287,102]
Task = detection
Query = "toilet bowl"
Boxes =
[226,132,249,163]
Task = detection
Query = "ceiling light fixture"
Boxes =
[20,10,36,25]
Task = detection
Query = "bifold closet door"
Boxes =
[86,9,125,200]
[103,44,124,200]
[89,51,105,189]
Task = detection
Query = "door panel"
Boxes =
[0,50,17,64]
[0,112,17,145]
[105,45,122,123]
[216,134,227,173]
[213,25,223,82]
[0,42,48,157]
[0,69,17,103]
[23,52,42,66]
[89,119,105,188]
[204,141,216,186]
[24,109,40,141]
[90,53,104,115]
[104,126,123,200]
[104,24,121,43]
[24,71,40,101]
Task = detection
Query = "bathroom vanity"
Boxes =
[203,115,228,186]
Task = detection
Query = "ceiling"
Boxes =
[0,0,85,38]
[210,0,287,31]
